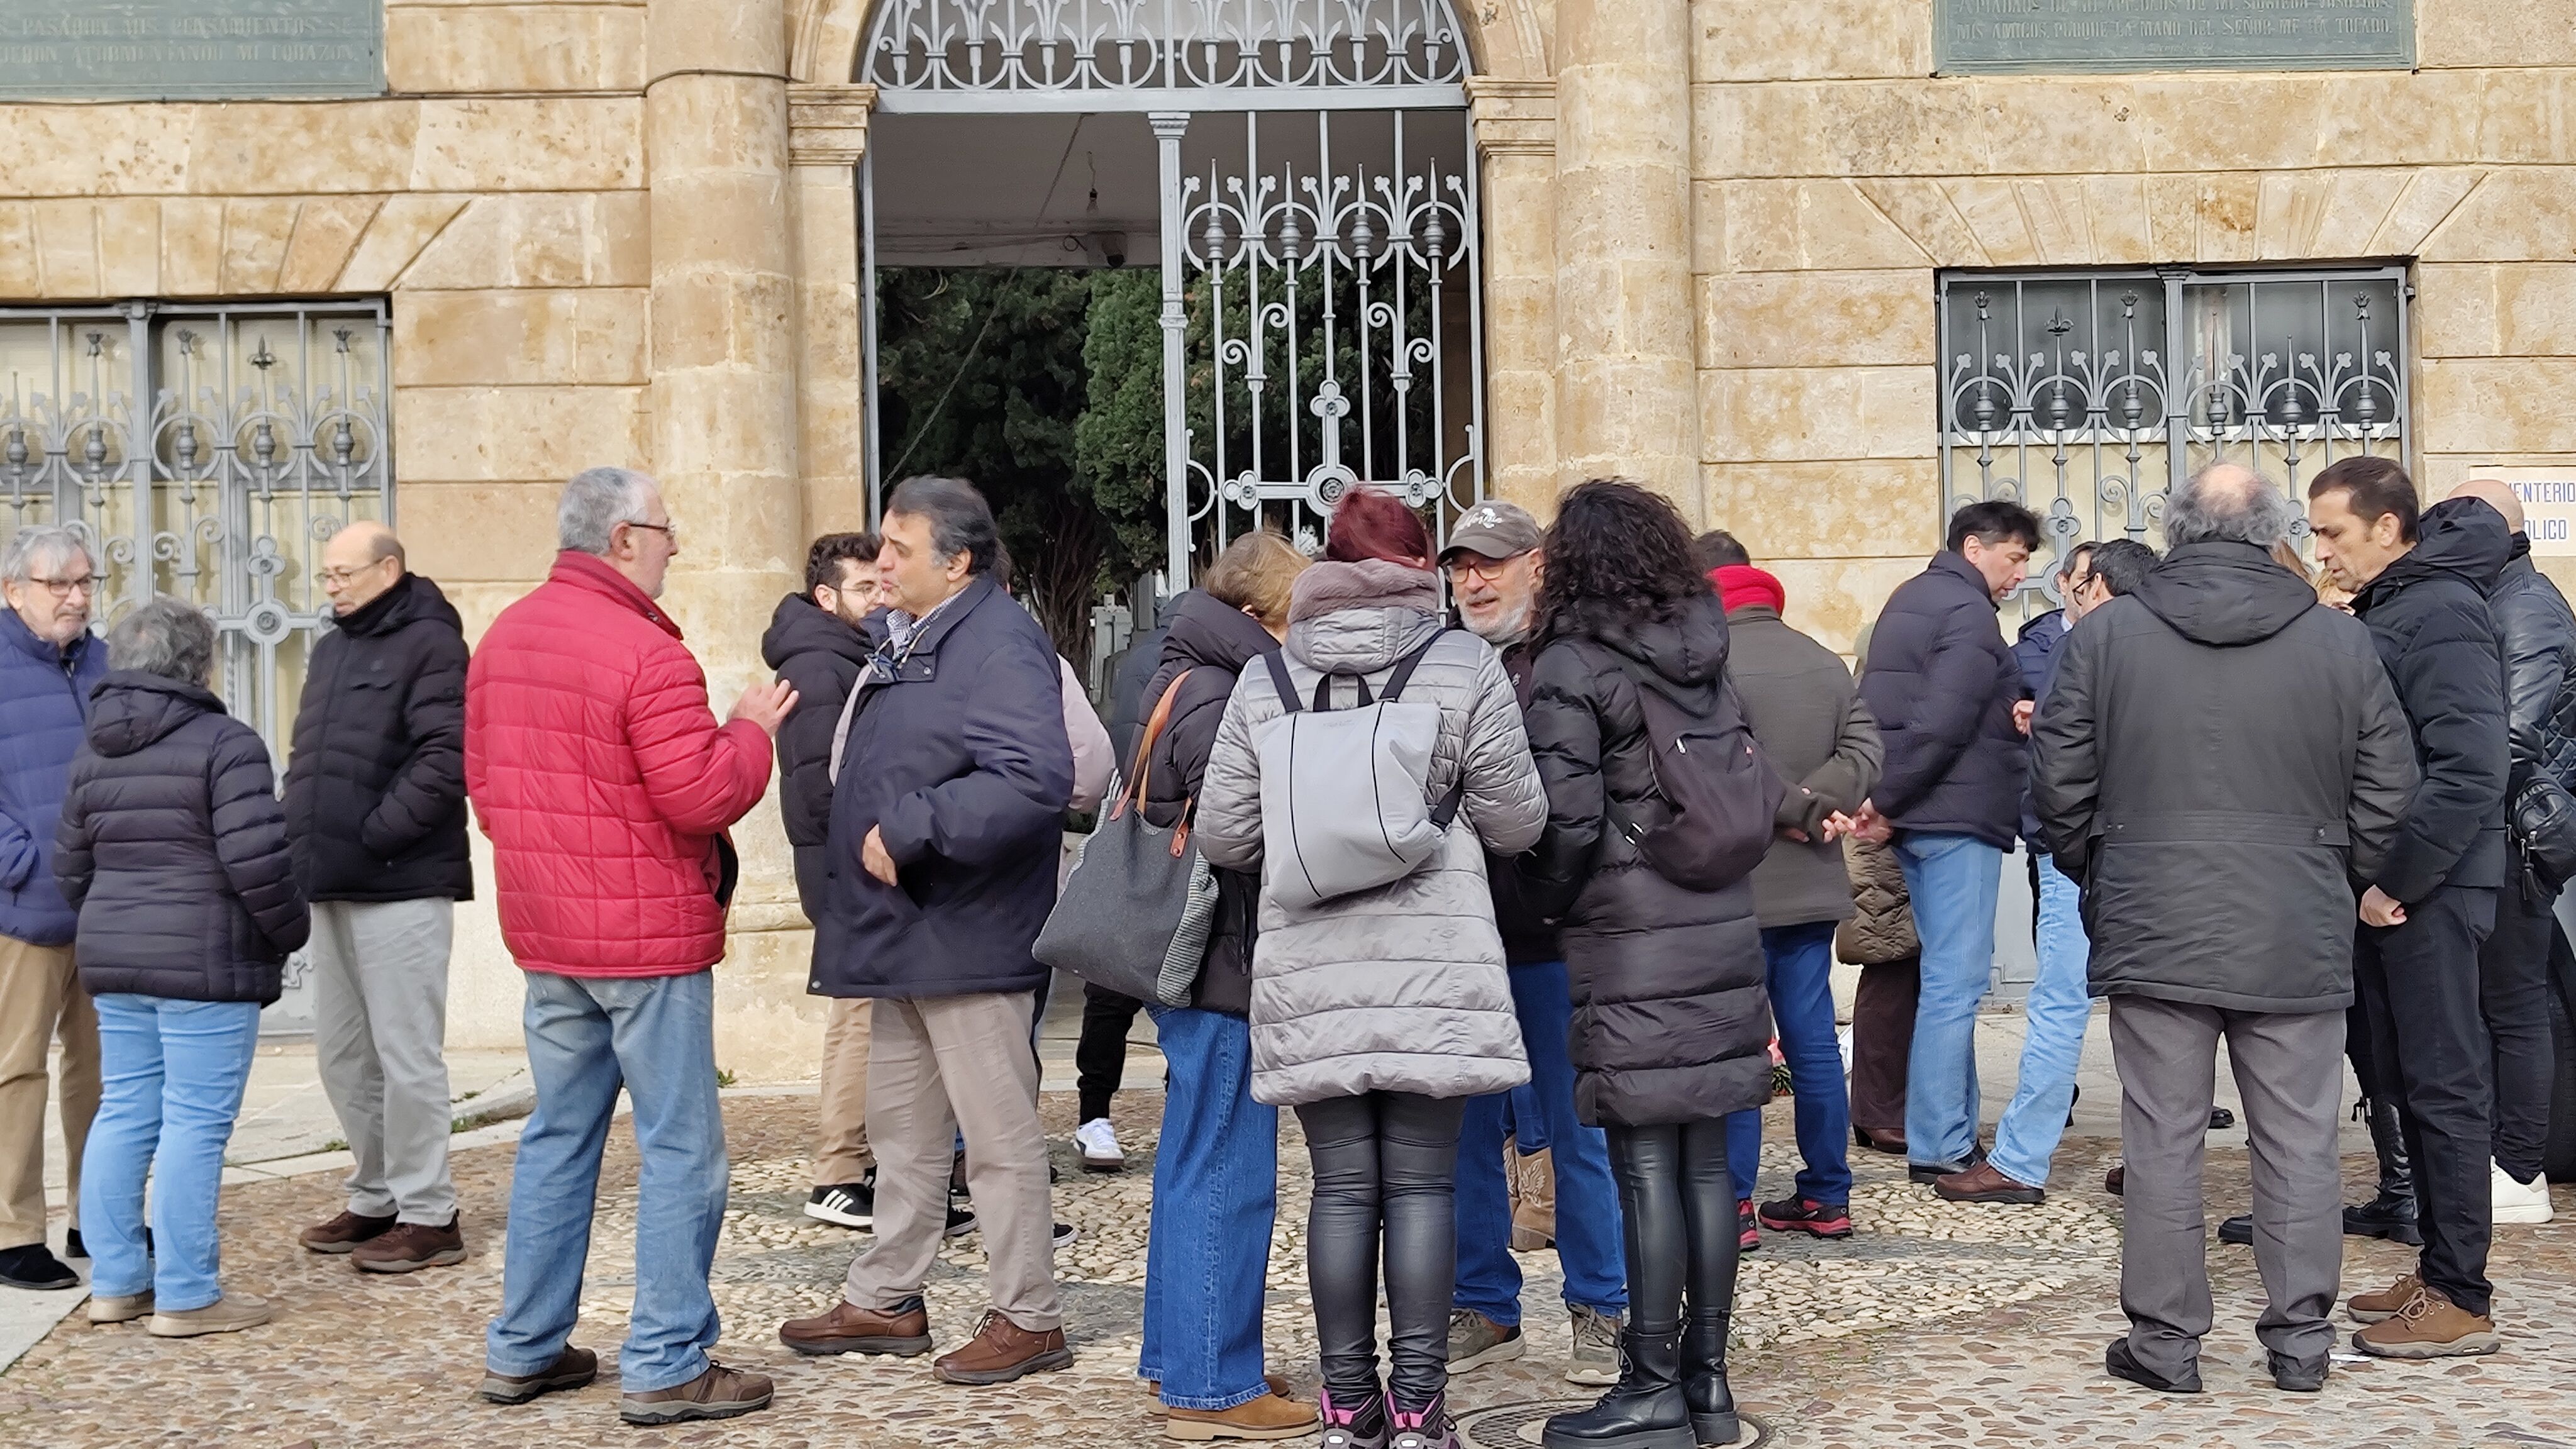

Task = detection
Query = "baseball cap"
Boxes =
[1440,501,1542,563]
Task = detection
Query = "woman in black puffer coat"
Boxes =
[1524,480,1769,1449]
[55,597,308,1336]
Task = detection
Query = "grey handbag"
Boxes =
[1034,670,1216,1007]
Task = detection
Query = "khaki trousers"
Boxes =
[311,899,457,1224]
[845,991,1060,1330]
[813,996,874,1185]
[0,934,98,1246]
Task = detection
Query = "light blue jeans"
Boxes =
[80,995,262,1313]
[1138,1005,1279,1411]
[485,969,726,1394]
[1987,853,2094,1189]
[1896,831,2004,1171]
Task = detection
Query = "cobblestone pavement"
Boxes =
[3,1091,2571,1448]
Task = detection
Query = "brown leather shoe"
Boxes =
[2351,1284,2501,1358]
[2104,1163,2124,1196]
[1933,1160,2046,1204]
[2347,1270,2423,1324]
[1166,1390,1321,1441]
[931,1309,1074,1385]
[779,1296,933,1357]
[619,1361,774,1424]
[300,1209,396,1255]
[350,1215,467,1273]
[479,1346,598,1404]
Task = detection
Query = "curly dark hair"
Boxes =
[1540,479,1712,639]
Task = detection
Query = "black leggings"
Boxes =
[1295,1091,1467,1412]
[1606,1118,1740,1336]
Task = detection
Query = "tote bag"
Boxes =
[1035,670,1217,1006]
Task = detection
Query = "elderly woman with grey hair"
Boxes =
[54,596,308,1337]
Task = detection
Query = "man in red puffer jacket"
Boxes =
[464,466,795,1428]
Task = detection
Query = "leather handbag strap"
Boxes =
[1121,668,1194,821]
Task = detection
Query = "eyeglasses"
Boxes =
[1445,557,1518,584]
[316,560,393,587]
[23,574,96,599]
[625,520,678,547]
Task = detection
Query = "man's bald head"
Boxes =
[2451,478,2525,534]
[321,519,406,615]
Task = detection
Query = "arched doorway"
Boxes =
[857,0,1489,584]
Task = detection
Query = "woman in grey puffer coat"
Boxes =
[1197,489,1546,1449]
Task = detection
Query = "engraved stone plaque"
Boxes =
[1936,0,2414,74]
[0,0,382,100]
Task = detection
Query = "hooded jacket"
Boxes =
[2485,533,2576,811]
[1717,568,1884,930]
[2033,541,2418,1012]
[1137,589,1279,1016]
[1196,559,1546,1107]
[763,592,875,917]
[56,672,309,1002]
[0,610,106,945]
[1526,591,1774,1128]
[283,572,472,904]
[1855,552,2026,847]
[2351,497,2512,901]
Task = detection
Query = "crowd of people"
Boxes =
[0,451,2563,1443]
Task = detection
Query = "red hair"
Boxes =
[1324,487,1432,567]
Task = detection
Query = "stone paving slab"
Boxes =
[2,1092,2569,1448]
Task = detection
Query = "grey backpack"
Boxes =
[1252,631,1465,914]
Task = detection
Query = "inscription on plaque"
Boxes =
[0,0,382,99]
[1936,0,2414,74]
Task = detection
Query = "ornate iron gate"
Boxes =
[1939,266,2409,611]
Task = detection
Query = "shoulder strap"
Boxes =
[1380,628,1455,703]
[1264,650,1301,715]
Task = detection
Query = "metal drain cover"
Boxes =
[1454,1400,1773,1448]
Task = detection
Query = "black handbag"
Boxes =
[2512,774,2576,890]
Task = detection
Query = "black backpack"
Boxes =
[1618,671,1787,892]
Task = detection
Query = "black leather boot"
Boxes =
[1680,1312,1740,1447]
[2342,1097,2423,1246]
[1540,1328,1696,1449]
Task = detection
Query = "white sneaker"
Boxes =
[1075,1118,1124,1173]
[2494,1160,2555,1224]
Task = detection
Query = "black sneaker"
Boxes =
[0,1243,79,1291]
[1757,1195,1854,1239]
[1052,1222,1079,1252]
[804,1181,875,1230]
[2218,1214,2253,1246]
[944,1202,979,1238]
[63,1228,85,1260]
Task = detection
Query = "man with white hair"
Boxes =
[465,467,797,1426]
[0,525,106,1291]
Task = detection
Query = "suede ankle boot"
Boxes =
[1539,1328,1695,1448]
[1681,1312,1741,1446]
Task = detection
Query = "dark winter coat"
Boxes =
[2487,535,2576,810]
[1137,590,1276,1017]
[762,592,875,918]
[2011,609,2070,849]
[2351,497,2512,901]
[1105,619,1173,776]
[282,573,471,904]
[1855,552,2026,848]
[56,672,309,1003]
[811,575,1075,999]
[1725,601,1882,930]
[1484,637,1563,967]
[1526,592,1772,1128]
[2032,541,2418,1013]
[0,611,106,945]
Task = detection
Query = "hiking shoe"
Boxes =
[1737,1198,1760,1252]
[299,1209,397,1255]
[2104,1337,2201,1392]
[86,1290,151,1324]
[1758,1195,1855,1239]
[619,1360,774,1424]
[1445,1308,1523,1372]
[1319,1387,1390,1449]
[804,1180,875,1230]
[2352,1284,2500,1359]
[0,1243,79,1290]
[149,1292,272,1338]
[1165,1389,1319,1441]
[932,1310,1074,1384]
[1076,1118,1126,1172]
[2347,1271,2423,1324]
[1909,1146,1987,1184]
[779,1296,934,1357]
[351,1214,467,1273]
[2494,1160,2555,1224]
[480,1345,599,1404]
[1565,1304,1621,1385]
[1387,1391,1459,1449]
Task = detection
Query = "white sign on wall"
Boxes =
[2456,470,2576,556]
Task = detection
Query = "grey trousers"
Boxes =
[2109,994,2344,1378]
[311,899,458,1224]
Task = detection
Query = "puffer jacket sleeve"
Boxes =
[1870,600,1996,818]
[877,631,1074,869]
[628,644,777,835]
[51,762,93,911]
[2031,614,2102,880]
[2348,654,2421,887]
[2375,605,2509,903]
[1523,641,1607,920]
[1192,669,1272,872]
[208,725,309,955]
[1458,643,1546,855]
[358,627,469,858]
[773,647,853,848]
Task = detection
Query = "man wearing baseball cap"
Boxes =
[1436,500,1633,1389]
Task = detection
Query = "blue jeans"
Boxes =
[1454,960,1626,1325]
[1724,923,1852,1204]
[80,995,260,1313]
[486,970,726,1394]
[1896,831,2004,1170]
[1138,1006,1278,1411]
[1988,853,2094,1188]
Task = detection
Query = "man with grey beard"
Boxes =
[1439,501,1631,1387]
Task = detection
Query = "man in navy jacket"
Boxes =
[1853,499,2040,1184]
[0,526,107,1291]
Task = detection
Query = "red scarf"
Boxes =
[1713,564,1785,616]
